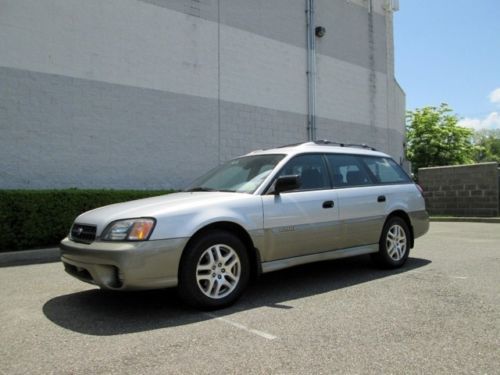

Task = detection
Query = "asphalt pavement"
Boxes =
[0,222,499,374]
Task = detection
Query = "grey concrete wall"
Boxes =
[0,67,219,189]
[419,163,500,217]
[0,0,404,189]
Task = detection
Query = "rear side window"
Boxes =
[325,154,373,187]
[361,157,411,184]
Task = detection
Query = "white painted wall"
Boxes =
[0,0,406,188]
[0,0,392,126]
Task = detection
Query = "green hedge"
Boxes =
[0,189,174,252]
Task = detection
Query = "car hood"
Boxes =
[74,192,254,235]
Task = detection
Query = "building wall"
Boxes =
[0,0,405,189]
[419,163,500,217]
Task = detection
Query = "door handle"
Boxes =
[377,195,386,202]
[322,200,334,209]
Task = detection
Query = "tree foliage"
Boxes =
[472,129,500,163]
[405,104,476,175]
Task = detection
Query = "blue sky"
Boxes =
[394,0,500,130]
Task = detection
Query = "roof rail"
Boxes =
[265,140,378,151]
[276,142,307,148]
[313,139,377,151]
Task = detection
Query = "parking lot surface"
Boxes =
[1,222,499,374]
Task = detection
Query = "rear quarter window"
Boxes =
[361,156,411,184]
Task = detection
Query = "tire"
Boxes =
[178,230,250,309]
[371,216,410,269]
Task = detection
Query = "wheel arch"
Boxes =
[179,221,262,282]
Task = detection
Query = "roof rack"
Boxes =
[313,139,377,151]
[276,142,306,148]
[266,140,377,151]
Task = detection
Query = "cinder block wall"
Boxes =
[418,163,500,217]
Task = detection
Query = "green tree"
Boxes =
[472,129,500,163]
[405,104,476,175]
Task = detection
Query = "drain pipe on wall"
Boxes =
[306,0,317,141]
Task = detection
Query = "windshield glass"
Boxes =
[185,154,285,194]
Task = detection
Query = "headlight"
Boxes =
[101,218,156,241]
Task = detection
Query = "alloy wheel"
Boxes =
[386,224,407,261]
[195,244,241,299]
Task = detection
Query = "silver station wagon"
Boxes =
[60,141,429,308]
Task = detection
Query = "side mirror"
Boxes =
[274,175,301,194]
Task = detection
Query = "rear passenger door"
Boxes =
[325,154,386,248]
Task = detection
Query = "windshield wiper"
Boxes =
[185,187,217,192]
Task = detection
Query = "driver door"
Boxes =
[261,154,340,261]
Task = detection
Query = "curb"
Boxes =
[0,247,60,267]
[430,217,500,223]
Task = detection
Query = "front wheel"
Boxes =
[178,231,250,309]
[371,216,410,269]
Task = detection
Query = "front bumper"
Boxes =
[60,237,188,290]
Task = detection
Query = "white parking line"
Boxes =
[205,313,278,340]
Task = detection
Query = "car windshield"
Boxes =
[185,154,285,194]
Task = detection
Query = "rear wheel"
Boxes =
[178,230,250,309]
[371,216,410,269]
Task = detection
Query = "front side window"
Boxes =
[185,154,285,194]
[325,154,373,187]
[275,154,330,191]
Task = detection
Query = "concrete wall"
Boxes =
[0,0,405,189]
[419,163,500,217]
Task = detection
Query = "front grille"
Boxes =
[70,223,97,244]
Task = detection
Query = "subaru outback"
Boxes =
[60,141,429,308]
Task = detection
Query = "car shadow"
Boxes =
[43,255,431,336]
